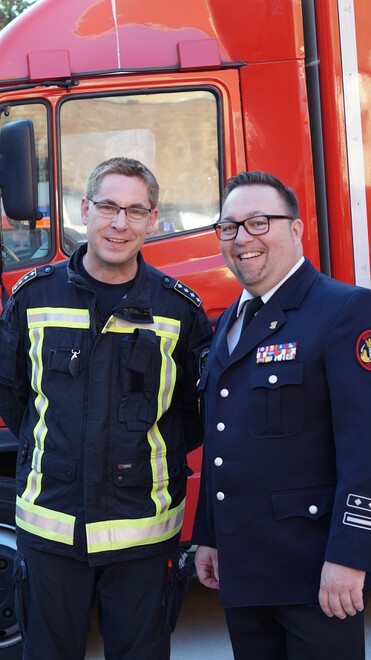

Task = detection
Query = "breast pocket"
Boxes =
[118,329,161,430]
[248,362,303,438]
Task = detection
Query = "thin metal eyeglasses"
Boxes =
[87,197,153,221]
[213,214,294,240]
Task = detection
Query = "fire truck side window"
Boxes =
[0,103,50,269]
[59,90,219,253]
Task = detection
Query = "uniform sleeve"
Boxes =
[0,297,29,438]
[192,449,217,547]
[181,305,212,453]
[324,288,371,571]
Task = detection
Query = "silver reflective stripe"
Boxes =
[27,307,90,328]
[22,327,48,504]
[86,499,185,553]
[149,334,177,513]
[16,496,75,545]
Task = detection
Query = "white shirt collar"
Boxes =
[236,256,305,317]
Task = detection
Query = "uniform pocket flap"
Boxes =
[113,454,182,487]
[271,486,335,520]
[40,452,77,482]
[250,362,303,390]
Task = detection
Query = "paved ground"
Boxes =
[86,579,371,659]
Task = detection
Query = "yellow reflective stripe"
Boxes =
[148,426,170,514]
[159,334,177,416]
[16,495,75,545]
[23,307,90,507]
[86,498,185,553]
[149,334,177,513]
[22,327,49,504]
[102,315,180,338]
[27,307,90,329]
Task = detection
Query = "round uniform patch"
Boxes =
[356,330,371,370]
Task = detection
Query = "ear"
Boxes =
[292,217,304,243]
[146,209,158,235]
[81,197,90,226]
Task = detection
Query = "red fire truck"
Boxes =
[0,0,370,655]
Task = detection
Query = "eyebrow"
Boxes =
[220,212,266,221]
[95,198,148,208]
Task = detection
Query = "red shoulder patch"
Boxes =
[356,331,371,371]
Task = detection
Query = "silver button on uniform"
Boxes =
[220,388,229,398]
[308,505,318,515]
[217,422,225,432]
[214,457,223,466]
[268,374,278,384]
[216,492,225,501]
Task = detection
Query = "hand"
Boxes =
[319,561,366,619]
[195,545,219,589]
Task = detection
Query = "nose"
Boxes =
[234,223,254,244]
[111,208,129,229]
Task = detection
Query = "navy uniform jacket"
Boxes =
[193,258,371,608]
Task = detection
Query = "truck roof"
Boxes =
[0,0,303,84]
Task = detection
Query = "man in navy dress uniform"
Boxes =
[193,171,371,659]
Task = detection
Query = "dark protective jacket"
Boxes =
[0,245,211,565]
[193,258,371,607]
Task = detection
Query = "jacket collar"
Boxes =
[214,258,318,365]
[67,244,154,324]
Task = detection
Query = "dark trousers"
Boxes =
[224,601,367,660]
[14,542,172,660]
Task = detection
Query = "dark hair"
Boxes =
[223,171,299,218]
[86,157,159,209]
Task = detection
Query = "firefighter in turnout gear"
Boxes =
[0,157,212,660]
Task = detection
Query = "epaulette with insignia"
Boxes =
[12,265,54,296]
[162,276,202,307]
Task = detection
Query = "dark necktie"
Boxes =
[240,296,263,335]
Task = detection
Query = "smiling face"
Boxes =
[81,173,158,283]
[220,184,304,296]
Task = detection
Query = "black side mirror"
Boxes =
[0,119,42,221]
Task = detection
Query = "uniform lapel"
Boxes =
[229,297,286,363]
[214,258,318,367]
[213,300,239,365]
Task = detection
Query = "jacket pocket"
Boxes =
[163,548,194,632]
[0,319,20,385]
[48,330,84,377]
[38,451,77,483]
[248,362,303,437]
[271,485,335,521]
[118,329,161,429]
[112,453,183,488]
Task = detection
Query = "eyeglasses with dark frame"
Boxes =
[213,214,295,241]
[87,197,153,222]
